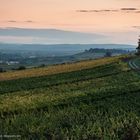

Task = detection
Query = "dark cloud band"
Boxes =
[77,8,140,13]
[121,8,138,11]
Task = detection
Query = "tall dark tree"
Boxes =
[136,36,140,55]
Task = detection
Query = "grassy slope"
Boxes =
[1,55,140,139]
[0,55,125,81]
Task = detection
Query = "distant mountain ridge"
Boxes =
[0,28,138,44]
[0,28,103,38]
[0,28,105,44]
[0,43,136,49]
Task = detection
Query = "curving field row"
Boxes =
[0,62,128,94]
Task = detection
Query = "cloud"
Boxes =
[76,8,140,13]
[77,9,119,13]
[7,20,17,23]
[132,26,140,29]
[135,11,140,13]
[76,10,89,13]
[25,20,34,23]
[6,20,34,23]
[88,9,119,12]
[121,8,138,11]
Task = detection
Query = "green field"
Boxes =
[1,55,140,139]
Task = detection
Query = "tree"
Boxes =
[39,64,45,67]
[136,37,140,55]
[89,48,94,53]
[0,68,4,72]
[0,68,5,73]
[17,66,26,70]
[105,51,112,57]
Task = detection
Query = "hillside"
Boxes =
[1,55,140,139]
[0,44,134,71]
[73,48,129,60]
[0,44,135,56]
[0,56,123,81]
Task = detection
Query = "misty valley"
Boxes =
[0,43,135,71]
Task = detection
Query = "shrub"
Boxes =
[17,66,26,70]
[0,68,5,73]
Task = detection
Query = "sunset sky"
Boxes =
[0,0,140,44]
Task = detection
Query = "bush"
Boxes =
[17,66,26,70]
[39,64,46,67]
[105,51,112,57]
[0,68,6,73]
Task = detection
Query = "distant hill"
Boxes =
[0,43,136,56]
[73,48,129,60]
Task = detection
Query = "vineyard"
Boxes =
[1,55,140,139]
